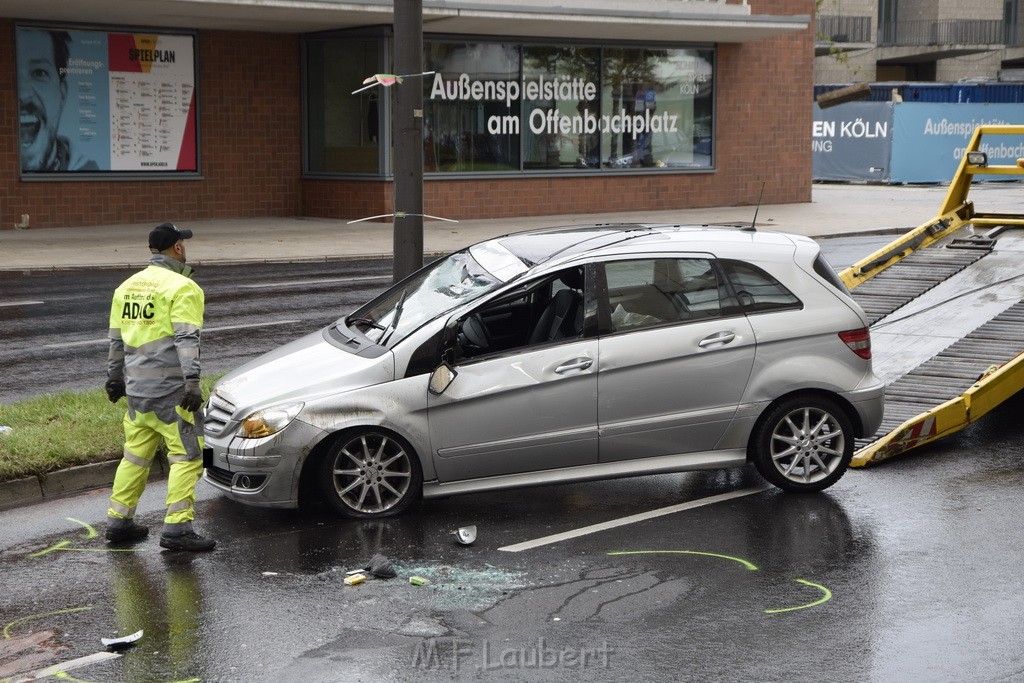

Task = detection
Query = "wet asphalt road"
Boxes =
[3,394,1024,681]
[4,236,1024,681]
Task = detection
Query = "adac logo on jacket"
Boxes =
[121,297,156,320]
[120,280,160,323]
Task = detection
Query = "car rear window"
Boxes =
[720,259,802,313]
[813,254,851,294]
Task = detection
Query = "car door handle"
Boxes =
[555,358,593,373]
[698,331,736,348]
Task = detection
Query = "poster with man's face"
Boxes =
[16,26,198,174]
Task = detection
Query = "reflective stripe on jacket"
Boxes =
[108,255,204,399]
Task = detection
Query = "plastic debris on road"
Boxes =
[101,630,143,650]
[344,573,366,586]
[453,525,477,545]
[409,576,431,586]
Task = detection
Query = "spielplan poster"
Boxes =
[17,26,198,174]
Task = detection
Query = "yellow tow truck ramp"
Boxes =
[839,125,1024,467]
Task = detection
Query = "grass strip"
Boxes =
[0,376,222,483]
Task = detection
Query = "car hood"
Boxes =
[212,328,395,416]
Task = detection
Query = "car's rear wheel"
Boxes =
[319,429,422,518]
[751,395,853,492]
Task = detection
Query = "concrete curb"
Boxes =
[0,455,169,510]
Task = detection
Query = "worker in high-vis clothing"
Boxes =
[104,222,216,552]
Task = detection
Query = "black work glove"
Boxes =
[105,379,126,403]
[180,379,203,412]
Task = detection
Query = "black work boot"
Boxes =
[105,520,149,544]
[159,531,216,552]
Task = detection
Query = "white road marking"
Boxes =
[44,319,302,349]
[206,319,302,333]
[23,651,121,679]
[45,339,113,349]
[0,300,45,307]
[238,275,390,289]
[498,486,769,552]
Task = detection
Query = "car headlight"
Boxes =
[238,403,303,439]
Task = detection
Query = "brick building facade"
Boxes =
[1,1,814,230]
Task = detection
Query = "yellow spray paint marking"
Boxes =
[3,606,93,639]
[607,550,832,614]
[764,579,832,614]
[50,675,200,683]
[31,541,144,557]
[31,518,147,558]
[608,550,759,571]
[30,540,72,558]
[66,518,98,539]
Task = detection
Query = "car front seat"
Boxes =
[528,271,584,344]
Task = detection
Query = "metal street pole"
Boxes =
[392,0,424,282]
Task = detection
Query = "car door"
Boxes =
[428,267,599,482]
[596,256,756,461]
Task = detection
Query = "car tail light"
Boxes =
[838,327,871,359]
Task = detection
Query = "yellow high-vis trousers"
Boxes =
[108,405,204,525]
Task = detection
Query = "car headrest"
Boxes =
[559,267,585,291]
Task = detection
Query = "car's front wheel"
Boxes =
[751,395,853,492]
[318,429,423,518]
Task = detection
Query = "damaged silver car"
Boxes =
[203,224,884,518]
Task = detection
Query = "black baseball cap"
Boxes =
[148,222,194,251]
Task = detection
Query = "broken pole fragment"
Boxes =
[816,83,871,109]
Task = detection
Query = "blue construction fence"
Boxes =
[812,97,1024,183]
[814,82,1024,104]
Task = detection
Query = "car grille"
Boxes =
[206,465,234,487]
[205,392,236,438]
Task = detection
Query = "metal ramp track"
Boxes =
[850,246,990,325]
[856,299,1024,451]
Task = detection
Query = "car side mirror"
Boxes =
[428,362,458,395]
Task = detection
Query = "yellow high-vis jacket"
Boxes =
[108,255,204,399]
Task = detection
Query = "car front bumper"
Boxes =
[202,419,326,508]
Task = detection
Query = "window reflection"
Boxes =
[306,39,380,174]
[424,42,520,172]
[602,48,714,169]
[302,36,715,175]
[522,46,600,170]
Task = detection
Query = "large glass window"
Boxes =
[306,38,380,174]
[302,35,715,176]
[522,46,600,170]
[424,42,520,172]
[601,48,714,169]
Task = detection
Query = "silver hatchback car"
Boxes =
[203,224,884,518]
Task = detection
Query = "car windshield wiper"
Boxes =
[381,288,408,346]
[348,316,386,332]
